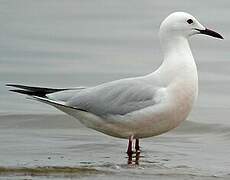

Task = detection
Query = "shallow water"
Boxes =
[0,114,230,179]
[0,0,230,179]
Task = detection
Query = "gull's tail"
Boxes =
[6,84,69,97]
[6,84,87,114]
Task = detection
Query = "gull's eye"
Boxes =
[187,19,193,24]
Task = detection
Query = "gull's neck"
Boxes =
[153,35,198,86]
[161,36,193,66]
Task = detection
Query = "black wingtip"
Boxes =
[6,83,70,97]
[6,83,16,87]
[6,84,30,89]
[9,89,34,95]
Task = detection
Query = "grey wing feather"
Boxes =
[66,79,159,116]
[47,88,86,102]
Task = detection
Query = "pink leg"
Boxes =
[127,135,134,156]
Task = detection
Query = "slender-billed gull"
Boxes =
[7,12,223,157]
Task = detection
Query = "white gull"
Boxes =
[7,12,223,156]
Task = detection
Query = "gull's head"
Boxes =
[159,12,223,40]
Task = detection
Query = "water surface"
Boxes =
[0,0,230,179]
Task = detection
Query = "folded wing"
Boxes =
[7,78,162,117]
[66,79,160,116]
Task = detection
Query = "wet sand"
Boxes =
[0,114,230,179]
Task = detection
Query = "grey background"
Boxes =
[0,0,229,117]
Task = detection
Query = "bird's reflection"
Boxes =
[127,151,141,165]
